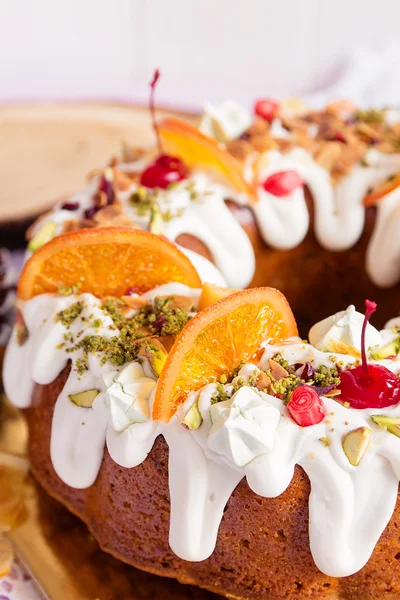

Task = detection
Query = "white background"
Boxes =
[0,0,399,110]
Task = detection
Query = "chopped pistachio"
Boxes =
[56,302,83,327]
[149,204,164,234]
[313,365,340,387]
[270,353,290,371]
[371,414,400,438]
[183,400,203,430]
[355,109,385,124]
[145,344,167,377]
[319,437,331,447]
[58,282,82,296]
[371,338,400,360]
[211,382,231,404]
[69,388,99,408]
[28,221,57,252]
[343,427,371,466]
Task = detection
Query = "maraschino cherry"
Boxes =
[140,69,189,189]
[254,98,279,123]
[339,300,400,409]
[262,170,304,197]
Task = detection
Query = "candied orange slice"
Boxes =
[197,282,239,311]
[153,287,297,422]
[364,174,400,207]
[18,228,202,300]
[158,118,257,200]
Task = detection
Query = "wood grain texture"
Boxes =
[0,103,195,223]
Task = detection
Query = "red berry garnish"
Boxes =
[99,174,115,205]
[84,206,100,220]
[339,300,400,409]
[61,201,80,211]
[262,170,304,197]
[333,132,346,143]
[140,69,190,189]
[254,99,279,123]
[301,362,315,380]
[140,155,188,189]
[287,385,327,427]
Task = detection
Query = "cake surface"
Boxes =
[25,101,400,333]
[7,98,400,598]
[26,367,400,600]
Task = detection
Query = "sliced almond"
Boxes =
[113,167,135,191]
[62,219,81,233]
[226,139,254,162]
[163,295,195,311]
[326,100,356,115]
[356,122,381,143]
[254,370,272,392]
[251,134,277,153]
[248,118,269,136]
[268,359,289,381]
[93,203,134,228]
[93,190,108,208]
[157,335,175,353]
[314,141,342,171]
[121,295,148,309]
[275,138,294,154]
[343,427,371,466]
[324,388,341,398]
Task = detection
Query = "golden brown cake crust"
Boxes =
[25,367,400,600]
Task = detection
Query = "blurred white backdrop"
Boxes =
[1,0,400,110]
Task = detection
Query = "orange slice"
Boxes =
[153,287,297,422]
[197,282,239,311]
[364,174,400,207]
[18,227,202,300]
[158,118,257,201]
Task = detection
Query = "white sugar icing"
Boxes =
[5,294,400,578]
[309,304,382,353]
[199,100,252,142]
[28,172,254,289]
[31,139,400,290]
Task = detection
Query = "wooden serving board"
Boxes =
[0,103,196,224]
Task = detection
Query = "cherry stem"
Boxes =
[149,69,163,156]
[360,299,377,385]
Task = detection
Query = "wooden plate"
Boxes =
[0,103,195,224]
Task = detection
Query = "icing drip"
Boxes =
[253,148,400,251]
[30,146,400,290]
[28,173,253,289]
[5,294,400,577]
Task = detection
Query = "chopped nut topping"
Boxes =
[314,141,343,171]
[254,370,272,392]
[121,295,148,309]
[228,103,400,183]
[163,295,195,311]
[268,359,289,381]
[92,203,134,227]
[226,139,254,161]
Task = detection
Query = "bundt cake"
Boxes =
[5,225,400,599]
[25,97,400,334]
